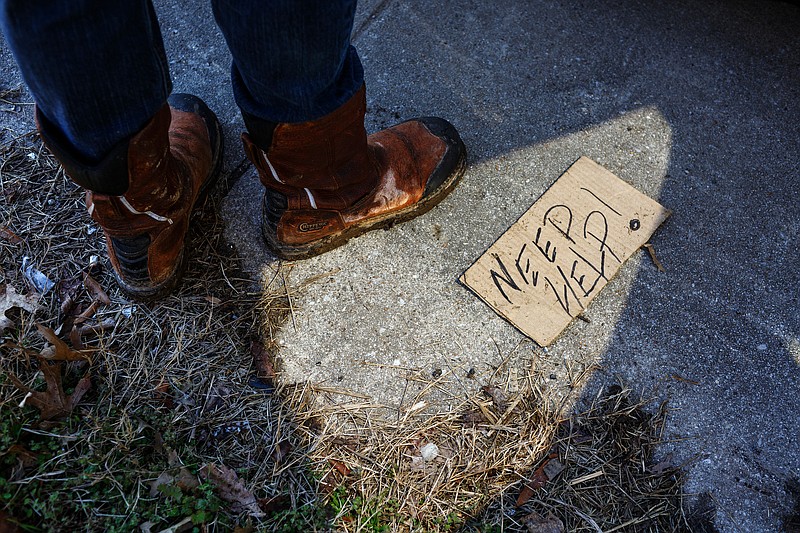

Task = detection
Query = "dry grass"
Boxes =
[0,130,318,530]
[279,358,559,531]
[1,125,695,532]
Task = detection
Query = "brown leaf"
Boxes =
[72,300,100,325]
[200,463,264,517]
[257,494,292,515]
[516,455,556,506]
[153,381,176,409]
[649,452,674,475]
[7,445,38,469]
[74,318,115,341]
[0,226,22,245]
[482,385,509,412]
[319,459,351,494]
[57,275,82,317]
[175,468,199,491]
[460,409,487,425]
[0,285,40,333]
[167,449,181,468]
[516,482,537,507]
[524,511,564,533]
[149,472,175,498]
[36,324,91,362]
[271,440,293,465]
[83,273,111,305]
[643,243,666,272]
[68,326,84,350]
[330,459,351,477]
[10,356,91,420]
[250,340,276,382]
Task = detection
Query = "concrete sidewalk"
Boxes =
[2,0,799,530]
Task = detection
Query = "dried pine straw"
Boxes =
[474,384,692,532]
[279,371,559,531]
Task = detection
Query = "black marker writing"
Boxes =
[489,253,522,304]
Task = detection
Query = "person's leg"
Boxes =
[212,0,363,127]
[214,0,467,260]
[0,0,171,175]
[0,0,223,299]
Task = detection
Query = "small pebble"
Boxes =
[756,344,767,351]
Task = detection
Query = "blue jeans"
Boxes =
[0,0,363,163]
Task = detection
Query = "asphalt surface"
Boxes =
[2,1,799,531]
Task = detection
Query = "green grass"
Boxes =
[0,399,231,532]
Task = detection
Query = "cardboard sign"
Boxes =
[460,157,670,346]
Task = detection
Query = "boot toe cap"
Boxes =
[415,117,467,197]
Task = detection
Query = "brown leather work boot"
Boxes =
[38,94,223,300]
[241,85,466,260]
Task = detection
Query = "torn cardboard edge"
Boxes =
[459,156,670,346]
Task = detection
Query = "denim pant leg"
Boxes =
[0,0,171,162]
[212,0,364,124]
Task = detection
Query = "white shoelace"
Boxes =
[118,196,173,224]
[263,150,318,210]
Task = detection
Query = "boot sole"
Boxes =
[262,150,467,261]
[115,104,225,301]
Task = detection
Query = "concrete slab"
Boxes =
[2,0,799,531]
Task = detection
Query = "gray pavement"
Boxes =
[2,0,799,531]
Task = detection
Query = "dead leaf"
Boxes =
[57,275,82,318]
[70,318,116,349]
[10,356,91,420]
[670,373,700,386]
[0,285,40,333]
[83,273,111,305]
[68,326,84,350]
[149,472,175,498]
[482,385,509,412]
[649,452,674,475]
[460,409,487,425]
[200,463,264,517]
[319,459,351,493]
[8,445,38,469]
[167,448,181,468]
[330,459,351,477]
[643,243,666,272]
[149,468,198,499]
[153,381,176,409]
[250,340,276,382]
[72,300,100,325]
[271,440,293,464]
[516,454,557,506]
[524,511,564,533]
[175,468,199,491]
[0,226,22,244]
[36,324,91,362]
[257,494,292,515]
